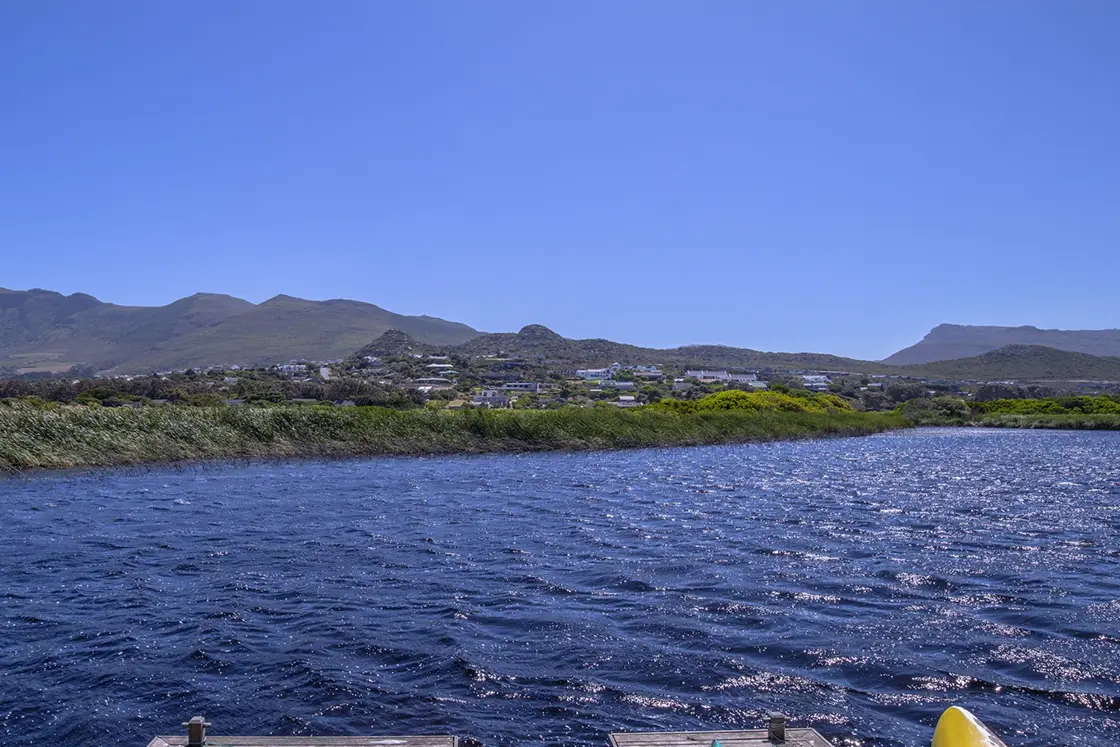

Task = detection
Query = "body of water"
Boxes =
[1,429,1118,746]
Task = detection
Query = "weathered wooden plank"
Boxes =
[154,739,459,743]
[610,728,834,747]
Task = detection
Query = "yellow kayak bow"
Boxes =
[932,706,1007,747]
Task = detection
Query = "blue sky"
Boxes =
[2,2,1117,360]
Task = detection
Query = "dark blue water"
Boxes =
[1,429,1118,747]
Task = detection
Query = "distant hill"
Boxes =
[0,288,479,373]
[904,345,1120,381]
[355,324,892,372]
[352,329,440,358]
[8,287,1119,382]
[354,326,1120,382]
[885,324,1120,365]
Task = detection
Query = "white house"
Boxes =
[801,374,831,391]
[576,368,612,380]
[472,390,510,408]
[685,370,730,382]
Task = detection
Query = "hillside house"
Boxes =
[801,374,831,391]
[471,389,511,408]
[501,382,544,393]
[685,370,730,382]
[576,368,612,380]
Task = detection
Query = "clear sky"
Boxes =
[2,2,1117,360]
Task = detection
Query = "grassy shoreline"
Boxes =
[0,405,906,473]
[976,413,1120,430]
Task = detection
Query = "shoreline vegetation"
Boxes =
[0,391,903,472]
[977,413,1120,429]
[899,394,1120,429]
[3,391,1118,473]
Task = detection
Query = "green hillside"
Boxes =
[122,295,479,371]
[903,345,1120,381]
[359,324,893,372]
[885,323,1120,364]
[0,288,480,374]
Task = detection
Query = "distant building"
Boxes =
[801,374,831,391]
[602,380,636,390]
[728,373,758,383]
[501,381,543,392]
[425,363,455,369]
[632,370,664,380]
[415,377,453,389]
[471,389,511,408]
[686,370,730,382]
[576,368,612,381]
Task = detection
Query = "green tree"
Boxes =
[885,382,928,404]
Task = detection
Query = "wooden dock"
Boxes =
[150,715,836,747]
[610,725,835,747]
[148,741,455,747]
[148,728,457,747]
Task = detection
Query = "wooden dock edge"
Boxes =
[148,736,459,747]
[149,713,837,746]
[610,726,836,747]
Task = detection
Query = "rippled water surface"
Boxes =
[2,429,1119,746]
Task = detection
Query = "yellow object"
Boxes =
[932,706,1007,747]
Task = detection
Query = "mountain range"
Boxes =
[3,287,1120,382]
[358,325,1120,382]
[884,323,1120,364]
[901,345,1120,382]
[0,288,478,374]
[369,323,890,372]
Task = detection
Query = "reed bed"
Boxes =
[977,413,1120,430]
[0,405,906,472]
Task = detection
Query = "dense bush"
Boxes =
[900,396,971,424]
[976,396,1120,415]
[650,390,853,415]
